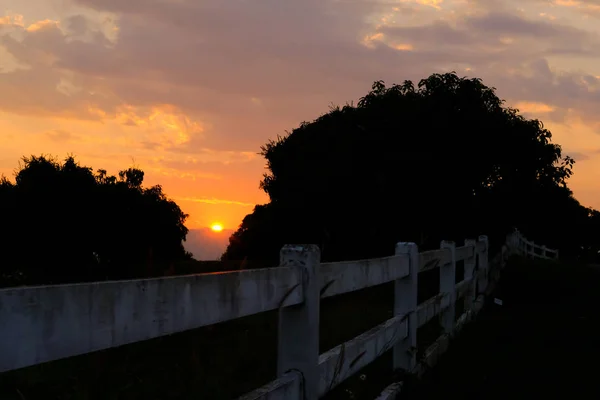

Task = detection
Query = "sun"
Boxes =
[210,223,223,232]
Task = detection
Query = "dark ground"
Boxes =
[401,256,600,399]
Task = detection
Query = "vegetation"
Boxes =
[223,72,599,265]
[0,155,192,287]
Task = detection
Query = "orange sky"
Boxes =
[3,0,600,258]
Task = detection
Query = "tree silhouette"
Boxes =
[223,72,592,265]
[0,155,191,287]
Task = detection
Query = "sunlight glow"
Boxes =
[211,223,224,232]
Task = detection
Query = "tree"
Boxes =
[223,72,589,265]
[0,155,191,287]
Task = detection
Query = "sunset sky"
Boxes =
[3,0,600,259]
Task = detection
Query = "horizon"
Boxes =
[3,0,600,259]
[185,227,233,261]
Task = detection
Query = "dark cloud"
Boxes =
[66,14,88,36]
[3,0,600,155]
[44,129,76,142]
[464,11,585,38]
[568,151,591,162]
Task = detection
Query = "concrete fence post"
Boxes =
[541,245,547,259]
[505,232,512,255]
[501,244,509,268]
[510,231,519,254]
[464,239,477,311]
[440,241,456,334]
[278,244,321,399]
[477,235,489,293]
[393,242,418,372]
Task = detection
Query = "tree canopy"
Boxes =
[223,72,597,265]
[0,155,191,287]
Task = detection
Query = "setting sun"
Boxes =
[210,223,224,232]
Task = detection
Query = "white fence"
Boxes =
[0,229,556,399]
[510,229,559,260]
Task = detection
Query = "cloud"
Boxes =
[514,101,556,114]
[5,0,600,216]
[372,9,600,127]
[0,14,24,28]
[464,11,584,39]
[5,1,600,137]
[44,129,77,142]
[568,151,591,161]
[66,14,88,36]
[548,0,600,16]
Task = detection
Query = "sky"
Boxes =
[3,0,600,259]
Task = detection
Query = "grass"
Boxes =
[401,256,600,399]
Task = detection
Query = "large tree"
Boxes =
[0,155,190,287]
[223,72,590,265]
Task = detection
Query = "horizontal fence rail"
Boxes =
[511,229,559,260]
[319,254,410,298]
[0,229,555,399]
[0,267,304,373]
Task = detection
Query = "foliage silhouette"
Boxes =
[0,155,191,287]
[223,72,595,265]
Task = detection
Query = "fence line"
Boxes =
[511,229,559,260]
[0,229,557,399]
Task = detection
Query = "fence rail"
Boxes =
[511,229,559,260]
[0,229,557,399]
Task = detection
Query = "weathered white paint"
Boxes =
[317,315,408,397]
[477,235,490,293]
[416,293,448,328]
[464,239,477,310]
[418,248,451,272]
[393,242,418,372]
[319,254,410,299]
[375,382,403,400]
[455,244,474,262]
[455,279,471,299]
[277,245,320,400]
[0,267,302,373]
[413,274,472,330]
[415,281,497,377]
[476,240,486,253]
[439,241,456,334]
[376,292,490,400]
